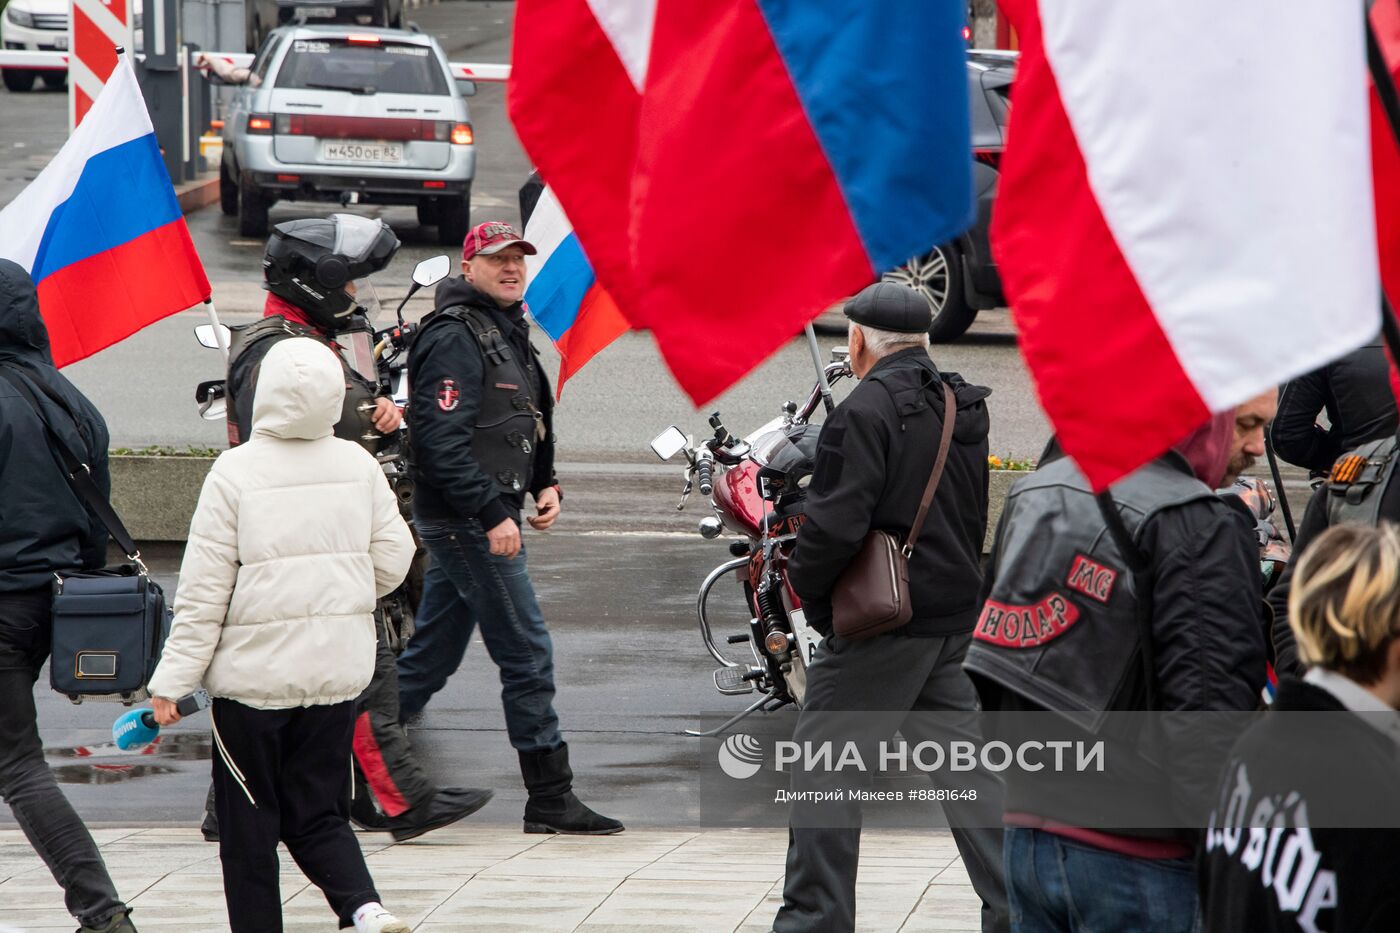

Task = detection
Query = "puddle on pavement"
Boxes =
[44,732,211,784]
[50,763,180,784]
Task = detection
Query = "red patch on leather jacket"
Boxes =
[437,379,460,412]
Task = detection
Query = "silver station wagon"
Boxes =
[219,25,476,244]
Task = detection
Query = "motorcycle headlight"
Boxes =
[7,6,36,28]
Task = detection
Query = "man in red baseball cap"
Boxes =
[395,221,624,836]
[461,220,538,263]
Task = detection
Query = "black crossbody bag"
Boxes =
[0,366,170,704]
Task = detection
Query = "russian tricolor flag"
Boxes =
[510,1,973,405]
[0,56,210,367]
[522,185,628,396]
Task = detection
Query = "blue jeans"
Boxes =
[396,519,562,753]
[1004,827,1200,933]
[0,589,127,929]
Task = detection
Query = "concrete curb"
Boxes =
[108,455,1026,551]
[174,172,219,214]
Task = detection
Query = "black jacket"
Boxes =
[0,260,111,592]
[1269,474,1400,675]
[407,277,556,529]
[1272,341,1397,473]
[789,348,991,637]
[1200,677,1400,933]
[977,468,1267,834]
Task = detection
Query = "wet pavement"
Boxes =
[12,531,790,830]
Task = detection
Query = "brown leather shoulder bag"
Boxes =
[831,381,957,640]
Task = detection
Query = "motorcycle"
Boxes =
[651,346,852,737]
[191,254,452,645]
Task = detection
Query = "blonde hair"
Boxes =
[1289,522,1400,683]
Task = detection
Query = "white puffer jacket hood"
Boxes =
[148,338,414,709]
[251,336,343,441]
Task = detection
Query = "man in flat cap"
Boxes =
[770,282,1008,933]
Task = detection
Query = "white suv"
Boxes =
[1,0,142,92]
[220,25,476,243]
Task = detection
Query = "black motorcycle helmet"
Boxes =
[262,214,401,331]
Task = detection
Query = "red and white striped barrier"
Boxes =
[69,0,135,127]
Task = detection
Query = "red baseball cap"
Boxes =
[462,221,538,261]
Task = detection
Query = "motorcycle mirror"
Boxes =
[195,380,227,421]
[395,255,452,330]
[194,323,231,350]
[650,426,689,462]
[412,255,452,289]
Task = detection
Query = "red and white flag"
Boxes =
[993,0,1380,489]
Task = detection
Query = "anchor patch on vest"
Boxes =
[1065,554,1118,604]
[437,379,460,412]
[974,593,1081,649]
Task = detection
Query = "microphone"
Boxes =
[112,691,211,751]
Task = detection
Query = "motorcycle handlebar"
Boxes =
[696,451,715,496]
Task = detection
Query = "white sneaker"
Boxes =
[352,902,410,933]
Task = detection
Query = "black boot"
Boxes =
[78,910,137,933]
[382,787,494,842]
[519,743,624,835]
[349,768,391,832]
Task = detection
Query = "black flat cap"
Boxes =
[843,281,932,334]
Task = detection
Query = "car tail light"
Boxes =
[450,122,473,145]
[276,174,300,183]
[346,34,380,44]
[974,148,1002,170]
[422,180,446,189]
[247,114,274,134]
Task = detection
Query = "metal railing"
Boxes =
[0,49,511,81]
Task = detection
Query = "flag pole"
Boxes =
[1264,428,1298,541]
[203,297,229,365]
[803,322,835,415]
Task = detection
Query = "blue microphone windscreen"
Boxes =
[113,709,159,750]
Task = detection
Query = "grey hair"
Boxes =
[851,321,930,357]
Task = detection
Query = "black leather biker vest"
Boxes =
[963,455,1215,732]
[437,305,544,495]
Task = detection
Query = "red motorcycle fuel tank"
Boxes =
[713,461,766,538]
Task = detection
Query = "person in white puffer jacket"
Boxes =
[147,337,415,933]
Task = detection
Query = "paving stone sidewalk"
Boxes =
[0,825,982,932]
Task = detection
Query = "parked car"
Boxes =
[2,0,145,92]
[245,0,401,53]
[219,25,476,243]
[817,51,1015,342]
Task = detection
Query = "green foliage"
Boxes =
[110,445,221,458]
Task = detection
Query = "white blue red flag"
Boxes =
[522,185,628,396]
[993,0,1380,490]
[0,55,210,367]
[509,0,974,404]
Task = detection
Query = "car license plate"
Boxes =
[320,140,404,164]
